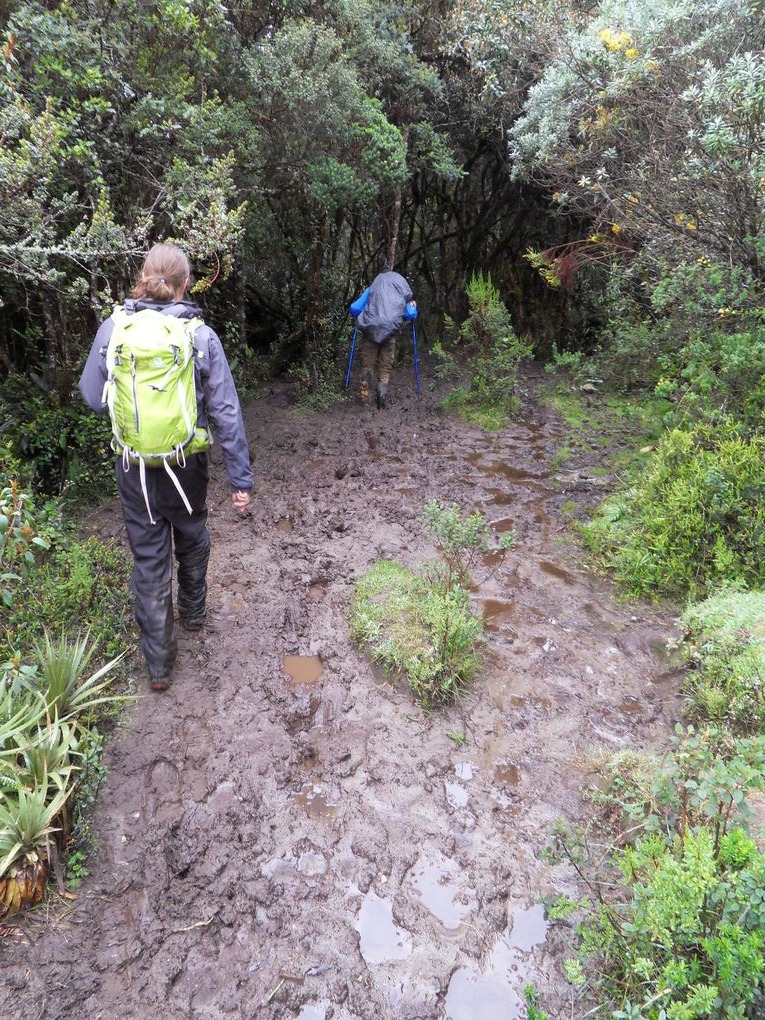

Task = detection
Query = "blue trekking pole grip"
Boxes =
[344,325,358,389]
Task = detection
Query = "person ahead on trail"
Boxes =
[356,265,414,409]
[79,243,252,692]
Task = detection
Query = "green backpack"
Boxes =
[103,306,211,522]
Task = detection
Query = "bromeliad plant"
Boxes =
[34,631,127,720]
[0,633,126,919]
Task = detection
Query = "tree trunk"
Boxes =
[386,125,411,268]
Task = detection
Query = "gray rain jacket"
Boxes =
[78,298,253,492]
[357,270,413,345]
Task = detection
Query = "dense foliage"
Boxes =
[583,422,765,599]
[0,0,560,409]
[549,727,765,1019]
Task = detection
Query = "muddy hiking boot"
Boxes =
[376,382,388,410]
[180,614,206,632]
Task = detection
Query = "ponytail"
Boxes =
[131,243,190,302]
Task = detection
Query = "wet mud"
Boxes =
[1,365,682,1019]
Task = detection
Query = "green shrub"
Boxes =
[583,422,765,599]
[350,502,513,707]
[440,272,533,430]
[349,560,482,707]
[459,270,516,347]
[441,333,533,429]
[1,537,132,662]
[546,727,765,1019]
[680,590,765,730]
[0,374,114,504]
[596,317,668,392]
[0,480,52,608]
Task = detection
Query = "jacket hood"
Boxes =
[123,298,204,319]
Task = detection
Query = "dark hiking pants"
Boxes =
[117,453,211,680]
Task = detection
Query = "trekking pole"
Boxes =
[344,325,358,389]
[412,321,421,394]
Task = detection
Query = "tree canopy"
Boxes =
[1,0,765,413]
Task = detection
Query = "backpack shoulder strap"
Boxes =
[110,304,130,328]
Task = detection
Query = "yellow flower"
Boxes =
[685,219,698,231]
[599,28,622,52]
[611,223,622,235]
[625,47,638,59]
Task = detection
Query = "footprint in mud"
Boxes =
[143,758,183,823]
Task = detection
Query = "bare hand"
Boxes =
[231,490,251,512]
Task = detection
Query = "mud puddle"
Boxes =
[2,364,682,1020]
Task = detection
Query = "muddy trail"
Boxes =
[2,365,682,1020]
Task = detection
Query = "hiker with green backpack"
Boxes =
[78,243,252,692]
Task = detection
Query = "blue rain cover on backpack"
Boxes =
[349,288,370,318]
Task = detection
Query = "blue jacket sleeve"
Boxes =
[198,328,253,492]
[78,319,114,411]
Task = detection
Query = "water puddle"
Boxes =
[455,762,473,781]
[486,487,515,506]
[539,560,575,584]
[444,903,549,1020]
[648,636,686,677]
[482,549,520,570]
[283,655,323,684]
[444,780,469,809]
[297,1003,329,1020]
[529,498,552,526]
[294,784,338,819]
[276,517,293,532]
[355,891,412,964]
[509,693,553,712]
[508,902,548,952]
[482,599,515,626]
[494,762,521,786]
[407,852,477,930]
[468,453,537,482]
[490,516,516,534]
[297,851,327,877]
[619,696,644,715]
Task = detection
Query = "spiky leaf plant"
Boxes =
[20,721,79,791]
[33,632,126,720]
[0,684,46,763]
[0,780,70,918]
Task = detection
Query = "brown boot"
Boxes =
[360,375,372,406]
